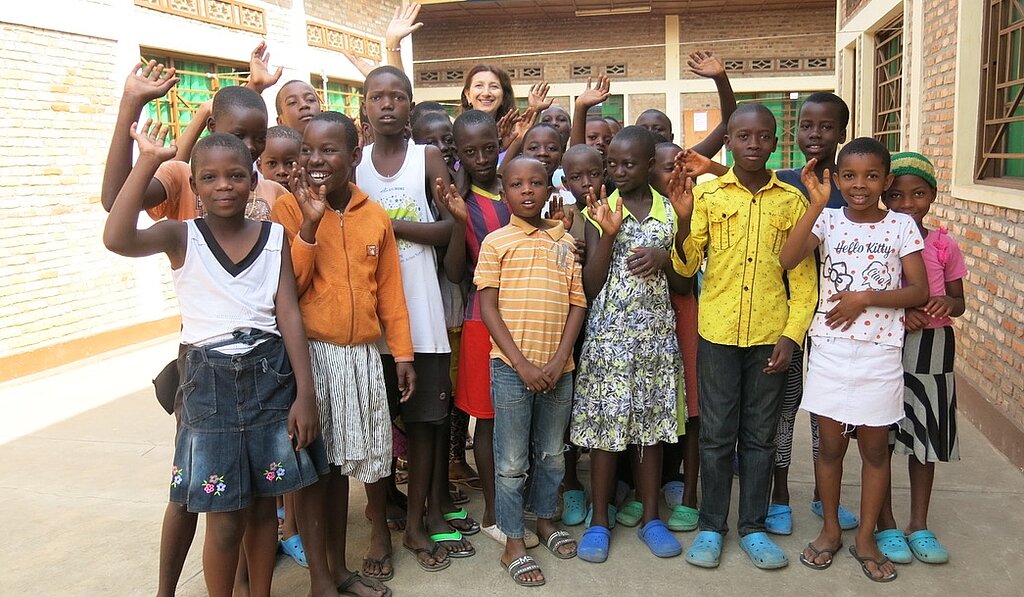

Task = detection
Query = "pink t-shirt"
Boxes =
[809,208,924,347]
[920,228,968,329]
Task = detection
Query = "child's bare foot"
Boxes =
[361,530,394,581]
[851,538,898,581]
[537,518,576,558]
[449,460,481,489]
[501,538,544,586]
[335,571,389,597]
[800,530,843,568]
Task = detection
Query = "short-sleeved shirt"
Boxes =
[147,160,285,222]
[776,167,847,209]
[920,228,968,329]
[810,208,924,346]
[474,215,586,372]
[463,185,511,322]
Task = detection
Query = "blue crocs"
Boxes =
[561,489,587,526]
[764,503,793,535]
[739,531,788,569]
[279,534,308,568]
[810,500,860,530]
[875,528,913,564]
[907,529,949,564]
[638,519,682,558]
[685,530,723,568]
[578,525,611,563]
[662,481,685,507]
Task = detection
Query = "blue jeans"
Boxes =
[491,359,572,539]
[697,337,787,536]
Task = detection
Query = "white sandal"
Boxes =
[481,524,540,548]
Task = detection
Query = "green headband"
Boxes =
[890,151,936,189]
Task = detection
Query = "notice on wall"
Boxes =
[693,111,708,132]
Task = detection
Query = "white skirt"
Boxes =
[801,336,904,427]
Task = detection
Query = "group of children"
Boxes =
[101,33,966,595]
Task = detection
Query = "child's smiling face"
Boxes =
[300,120,359,195]
[539,106,571,147]
[834,152,893,213]
[797,101,846,164]
[276,81,321,135]
[190,147,257,218]
[882,174,935,227]
[522,126,563,178]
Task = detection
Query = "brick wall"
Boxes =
[305,0,400,37]
[629,93,666,121]
[413,15,666,87]
[0,23,178,356]
[917,0,1024,429]
[678,8,835,79]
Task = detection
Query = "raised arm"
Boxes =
[686,51,737,158]
[173,98,212,162]
[383,2,423,72]
[499,108,537,169]
[245,41,284,94]
[103,121,186,264]
[779,159,829,270]
[101,61,179,212]
[570,76,610,147]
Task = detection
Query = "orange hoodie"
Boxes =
[271,183,413,361]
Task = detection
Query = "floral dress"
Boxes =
[570,190,683,452]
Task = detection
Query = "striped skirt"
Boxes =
[895,327,959,463]
[308,340,392,483]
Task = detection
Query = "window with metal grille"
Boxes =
[977,0,1024,185]
[873,17,903,151]
[604,64,626,76]
[722,91,828,170]
[311,76,361,120]
[572,65,593,77]
[141,51,248,140]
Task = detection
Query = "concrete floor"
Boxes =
[2,335,1022,596]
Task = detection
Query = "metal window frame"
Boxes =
[873,16,903,151]
[976,0,1024,186]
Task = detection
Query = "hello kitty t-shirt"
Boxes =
[809,208,924,347]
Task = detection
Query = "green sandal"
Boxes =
[667,505,699,531]
[615,500,643,527]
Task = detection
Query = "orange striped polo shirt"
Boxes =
[474,215,587,372]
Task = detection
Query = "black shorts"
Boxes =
[381,353,452,424]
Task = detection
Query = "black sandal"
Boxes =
[337,572,392,597]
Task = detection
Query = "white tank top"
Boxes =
[356,143,450,354]
[173,219,282,353]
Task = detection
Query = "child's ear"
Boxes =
[838,128,848,144]
[770,135,779,153]
[883,173,895,191]
[189,175,197,196]
[276,114,284,125]
[207,116,216,133]
[832,170,841,188]
[350,144,363,169]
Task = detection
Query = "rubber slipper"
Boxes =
[542,529,577,559]
[738,531,788,569]
[810,500,859,530]
[577,525,611,563]
[276,506,286,521]
[450,472,483,491]
[402,542,450,571]
[337,572,392,597]
[637,519,682,558]
[430,530,475,558]
[279,534,308,568]
[481,525,539,548]
[765,503,793,535]
[448,484,470,505]
[667,505,699,532]
[360,554,394,581]
[615,500,644,527]
[685,530,723,568]
[874,528,913,564]
[662,480,685,508]
[850,544,897,582]
[798,541,842,570]
[443,508,480,535]
[585,504,617,529]
[502,554,545,587]
[907,529,949,564]
[561,489,587,526]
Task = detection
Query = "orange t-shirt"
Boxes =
[147,160,286,222]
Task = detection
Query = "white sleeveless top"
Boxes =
[356,143,450,354]
[172,219,282,354]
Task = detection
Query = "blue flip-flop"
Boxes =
[739,531,788,569]
[279,534,308,568]
[685,530,723,568]
[638,519,682,558]
[577,525,611,563]
[561,489,587,526]
[875,528,913,564]
[765,503,793,535]
[907,529,948,564]
[810,500,859,530]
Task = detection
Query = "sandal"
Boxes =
[637,519,682,558]
[561,489,587,526]
[615,500,643,527]
[502,554,545,587]
[662,480,685,508]
[360,554,394,582]
[430,530,475,558]
[443,507,481,535]
[685,530,723,568]
[907,529,949,564]
[577,525,610,563]
[402,542,450,572]
[849,544,898,582]
[279,534,308,568]
[738,531,788,569]
[874,528,913,564]
[810,499,859,530]
[765,503,793,535]
[799,540,842,570]
[542,529,577,559]
[667,505,699,532]
[481,524,539,548]
[337,572,392,597]
[448,483,470,505]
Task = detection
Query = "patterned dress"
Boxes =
[571,190,682,452]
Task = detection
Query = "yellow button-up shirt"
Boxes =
[674,168,817,347]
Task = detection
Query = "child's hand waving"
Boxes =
[800,158,832,210]
[246,41,284,93]
[130,119,178,163]
[528,81,553,112]
[547,195,574,232]
[434,178,468,224]
[687,50,726,79]
[510,107,538,146]
[680,149,714,178]
[291,166,329,243]
[585,184,623,236]
[825,290,870,331]
[575,75,611,110]
[496,108,520,152]
[124,60,179,103]
[385,2,424,50]
[667,156,695,220]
